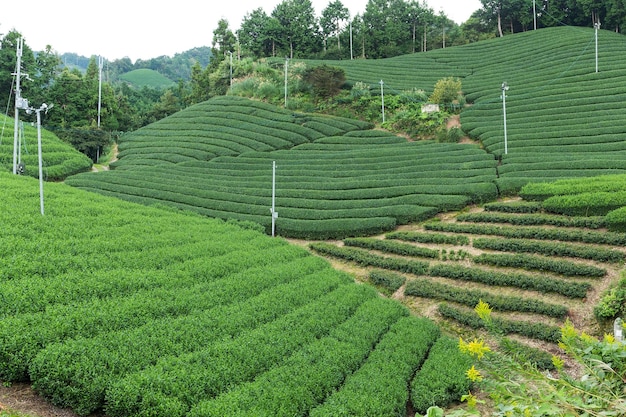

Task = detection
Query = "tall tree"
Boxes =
[271,0,322,58]
[212,19,237,59]
[238,8,273,57]
[363,0,413,58]
[320,0,350,51]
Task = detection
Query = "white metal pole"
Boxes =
[502,82,509,155]
[379,80,385,123]
[229,51,233,87]
[350,21,353,60]
[595,22,600,73]
[284,58,288,108]
[36,106,45,215]
[271,160,277,237]
[98,56,103,128]
[13,37,23,175]
[533,0,537,30]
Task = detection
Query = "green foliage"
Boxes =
[542,191,626,217]
[457,211,606,229]
[472,237,624,263]
[475,321,626,417]
[483,201,542,213]
[405,278,568,318]
[497,338,556,371]
[424,221,626,246]
[309,316,440,417]
[302,64,346,99]
[68,96,499,239]
[606,206,626,232]
[0,114,92,179]
[428,77,462,106]
[387,230,470,246]
[411,336,473,413]
[437,304,562,343]
[594,271,626,321]
[344,237,441,259]
[309,242,429,275]
[1,174,452,417]
[473,252,606,278]
[427,263,590,299]
[119,69,176,89]
[368,270,406,294]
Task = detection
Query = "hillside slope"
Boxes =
[67,27,626,237]
[318,27,626,193]
[0,114,92,180]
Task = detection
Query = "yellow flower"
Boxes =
[604,333,616,344]
[466,365,483,382]
[465,338,491,359]
[474,299,493,322]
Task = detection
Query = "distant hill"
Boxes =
[119,69,176,89]
[60,46,212,82]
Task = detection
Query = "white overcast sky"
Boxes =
[2,0,481,61]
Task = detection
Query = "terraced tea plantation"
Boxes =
[66,27,626,239]
[0,114,92,180]
[310,175,626,350]
[67,96,499,239]
[0,173,472,417]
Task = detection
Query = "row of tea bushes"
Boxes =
[456,212,606,229]
[438,304,562,343]
[405,278,568,318]
[308,316,441,417]
[517,174,626,231]
[424,221,626,246]
[104,284,380,417]
[472,237,624,263]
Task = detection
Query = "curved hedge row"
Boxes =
[410,336,473,413]
[344,237,441,259]
[186,297,408,417]
[405,278,568,318]
[438,304,562,343]
[427,263,590,299]
[457,211,606,229]
[308,316,440,417]
[473,253,606,278]
[309,242,429,275]
[472,237,624,263]
[424,221,626,246]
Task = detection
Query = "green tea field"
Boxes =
[0,173,473,416]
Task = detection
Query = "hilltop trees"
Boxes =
[321,0,350,53]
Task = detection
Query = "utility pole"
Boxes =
[501,82,509,155]
[12,37,29,175]
[228,51,233,87]
[284,58,289,108]
[33,104,50,215]
[97,55,103,128]
[349,21,353,60]
[270,161,278,237]
[594,20,601,73]
[379,80,385,123]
